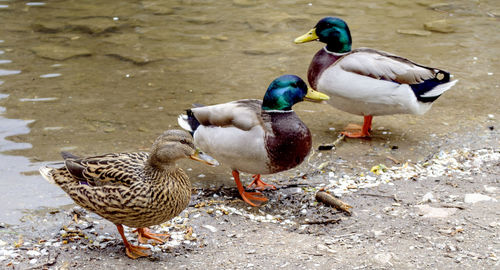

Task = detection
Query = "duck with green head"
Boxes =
[178,75,329,206]
[295,17,458,137]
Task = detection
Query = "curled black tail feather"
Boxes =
[186,109,201,135]
[410,70,451,103]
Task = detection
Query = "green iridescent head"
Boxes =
[294,17,352,53]
[262,75,329,111]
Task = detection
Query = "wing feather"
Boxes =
[64,152,149,187]
[190,99,263,131]
[339,48,436,84]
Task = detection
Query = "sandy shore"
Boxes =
[0,129,498,270]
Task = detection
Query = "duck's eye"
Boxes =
[179,139,189,145]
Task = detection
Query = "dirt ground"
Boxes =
[0,128,498,270]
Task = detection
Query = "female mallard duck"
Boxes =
[295,17,458,137]
[39,130,212,259]
[178,75,329,206]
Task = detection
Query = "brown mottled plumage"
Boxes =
[40,130,210,259]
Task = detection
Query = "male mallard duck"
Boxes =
[295,17,458,137]
[39,130,212,259]
[178,75,329,206]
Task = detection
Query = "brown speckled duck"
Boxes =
[178,75,329,206]
[39,130,212,259]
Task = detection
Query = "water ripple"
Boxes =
[26,2,46,6]
[0,69,21,76]
[0,60,12,64]
[40,73,61,78]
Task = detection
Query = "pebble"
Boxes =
[397,29,432,36]
[464,193,496,204]
[202,225,217,233]
[31,45,92,60]
[373,253,392,265]
[424,19,456,33]
[26,250,41,258]
[421,192,436,203]
[483,185,496,193]
[415,205,457,218]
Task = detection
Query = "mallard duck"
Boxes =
[39,130,212,259]
[178,75,329,206]
[295,17,458,137]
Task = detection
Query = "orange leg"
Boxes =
[247,174,277,190]
[232,170,268,207]
[341,115,373,138]
[133,228,170,244]
[115,224,150,259]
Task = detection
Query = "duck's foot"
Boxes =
[125,243,150,259]
[247,174,277,190]
[240,191,268,207]
[341,115,373,138]
[115,224,150,259]
[133,228,170,244]
[232,170,268,207]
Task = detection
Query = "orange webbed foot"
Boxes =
[240,190,268,207]
[133,228,170,244]
[247,174,277,190]
[125,244,150,259]
[115,224,150,259]
[232,170,268,207]
[341,115,373,138]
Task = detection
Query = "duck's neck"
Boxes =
[146,156,177,173]
[323,46,350,56]
[325,39,350,53]
[262,109,293,113]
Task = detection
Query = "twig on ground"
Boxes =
[359,193,400,202]
[318,134,345,151]
[301,218,341,225]
[464,217,495,233]
[315,191,352,215]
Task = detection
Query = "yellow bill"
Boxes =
[294,28,319,44]
[304,87,330,102]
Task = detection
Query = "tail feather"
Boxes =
[39,166,55,184]
[411,70,457,103]
[61,151,80,160]
[177,109,200,135]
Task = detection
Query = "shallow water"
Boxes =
[0,0,498,224]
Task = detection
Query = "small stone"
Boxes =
[26,250,41,258]
[372,230,384,237]
[464,193,496,204]
[484,185,496,193]
[397,29,432,36]
[373,253,392,265]
[422,192,435,203]
[424,19,456,33]
[415,205,457,218]
[29,258,37,264]
[31,44,92,60]
[202,225,217,233]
